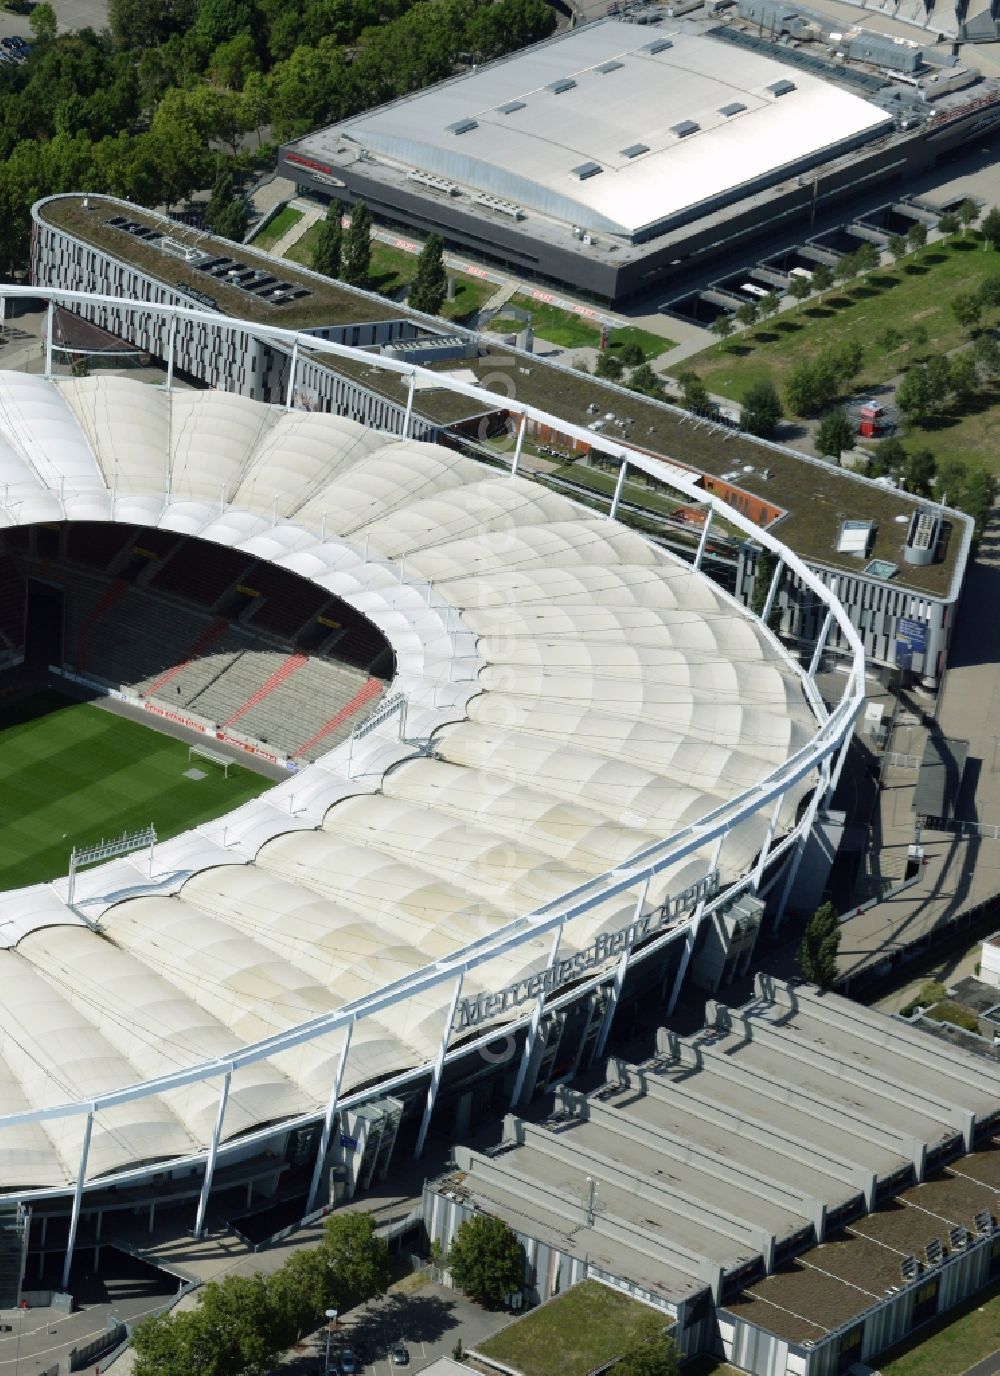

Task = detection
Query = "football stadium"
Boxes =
[0,290,862,1295]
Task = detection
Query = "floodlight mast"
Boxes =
[66,824,157,910]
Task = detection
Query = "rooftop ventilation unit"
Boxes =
[720,101,747,116]
[447,118,478,135]
[949,1225,969,1250]
[767,79,796,96]
[904,506,941,566]
[620,143,650,159]
[548,78,577,94]
[644,37,673,53]
[597,60,624,73]
[975,1209,994,1236]
[158,236,208,265]
[671,120,699,138]
[924,1239,943,1266]
[407,170,460,196]
[498,99,526,114]
[472,192,526,220]
[900,1256,920,1283]
[571,161,603,180]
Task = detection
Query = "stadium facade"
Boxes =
[0,289,862,1298]
[277,18,1000,304]
[31,195,975,689]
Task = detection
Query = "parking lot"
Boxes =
[282,1277,514,1376]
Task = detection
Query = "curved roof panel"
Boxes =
[0,373,820,1189]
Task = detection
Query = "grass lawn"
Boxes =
[475,1280,668,1376]
[490,296,674,357]
[897,380,1000,476]
[0,690,271,888]
[677,238,1000,403]
[250,205,303,253]
[880,1279,1000,1376]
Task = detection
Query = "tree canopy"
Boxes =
[447,1213,525,1309]
[132,1213,390,1376]
[0,0,556,273]
[740,378,782,438]
[408,232,448,315]
[615,1315,680,1376]
[797,901,840,988]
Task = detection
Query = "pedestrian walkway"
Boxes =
[267,199,324,260]
[480,278,520,315]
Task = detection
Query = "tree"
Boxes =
[595,351,624,380]
[679,370,711,414]
[834,250,858,289]
[879,325,903,354]
[29,1,58,44]
[616,1315,680,1376]
[908,322,929,359]
[815,408,854,462]
[341,199,372,287]
[958,197,980,235]
[951,293,983,335]
[617,340,645,368]
[949,353,978,406]
[854,241,880,276]
[896,365,935,425]
[205,163,247,241]
[734,300,757,330]
[786,273,811,305]
[869,437,907,480]
[312,202,343,280]
[196,1273,280,1376]
[973,332,1000,380]
[318,1213,391,1313]
[447,1214,525,1309]
[810,262,833,298]
[740,378,783,438]
[267,1250,328,1344]
[906,221,928,254]
[408,232,448,315]
[627,362,665,398]
[979,275,1000,312]
[797,901,840,988]
[750,547,778,623]
[827,339,863,388]
[904,448,936,497]
[757,290,780,325]
[886,233,907,264]
[980,206,1000,251]
[710,314,734,348]
[936,210,959,237]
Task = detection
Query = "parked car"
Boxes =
[391,1343,410,1366]
[340,1349,358,1375]
[0,37,17,50]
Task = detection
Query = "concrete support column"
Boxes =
[694,509,714,571]
[511,412,526,478]
[666,836,725,1016]
[306,1019,355,1214]
[62,1110,93,1292]
[773,765,829,931]
[402,371,416,438]
[511,923,564,1108]
[415,972,464,1158]
[194,1070,231,1240]
[284,340,299,411]
[609,459,627,522]
[751,795,784,894]
[44,300,55,380]
[762,556,784,627]
[593,877,649,1060]
[165,312,177,391]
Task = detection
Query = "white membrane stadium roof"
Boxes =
[0,372,819,1189]
[309,21,892,239]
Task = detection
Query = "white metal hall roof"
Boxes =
[303,20,892,239]
[0,371,822,1190]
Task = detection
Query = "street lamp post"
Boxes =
[324,1309,338,1376]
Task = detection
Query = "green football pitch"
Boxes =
[0,690,273,890]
